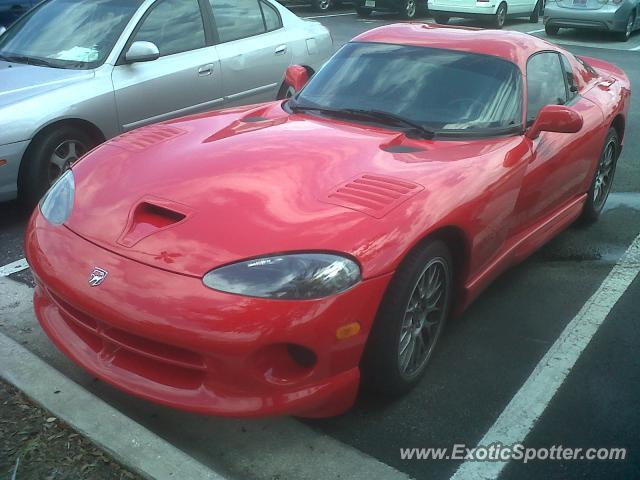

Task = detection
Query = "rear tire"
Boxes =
[615,12,635,42]
[19,126,95,209]
[579,128,619,224]
[529,0,541,22]
[545,23,559,35]
[361,240,453,396]
[356,6,372,17]
[492,2,507,28]
[434,15,449,24]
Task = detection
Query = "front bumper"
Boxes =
[544,2,631,31]
[26,211,392,418]
[0,140,29,202]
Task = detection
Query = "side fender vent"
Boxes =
[323,174,423,218]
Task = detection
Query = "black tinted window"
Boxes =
[296,43,523,135]
[211,0,265,42]
[527,52,567,123]
[133,0,205,56]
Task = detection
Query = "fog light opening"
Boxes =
[287,343,317,369]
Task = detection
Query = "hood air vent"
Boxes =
[324,174,423,218]
[108,125,185,152]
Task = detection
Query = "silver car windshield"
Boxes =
[295,42,524,136]
[0,0,142,69]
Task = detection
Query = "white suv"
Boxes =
[428,0,543,28]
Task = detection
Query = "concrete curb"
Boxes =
[0,331,227,480]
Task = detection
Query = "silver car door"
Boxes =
[210,0,292,106]
[111,0,223,131]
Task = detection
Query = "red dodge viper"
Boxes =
[26,24,631,418]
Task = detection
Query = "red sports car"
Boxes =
[26,24,630,418]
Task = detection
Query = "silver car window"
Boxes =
[211,0,267,43]
[132,0,205,57]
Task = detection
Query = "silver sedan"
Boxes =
[0,0,332,205]
[544,0,640,41]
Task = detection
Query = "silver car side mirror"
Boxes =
[0,26,7,37]
[125,41,160,63]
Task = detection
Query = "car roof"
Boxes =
[353,23,559,68]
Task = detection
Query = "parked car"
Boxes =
[354,0,427,18]
[26,24,630,418]
[544,0,639,42]
[0,0,332,205]
[278,0,351,12]
[0,0,36,30]
[429,0,543,27]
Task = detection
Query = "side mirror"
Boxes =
[284,65,310,95]
[0,26,7,37]
[526,105,583,140]
[125,41,160,64]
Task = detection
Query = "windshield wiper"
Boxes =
[290,103,435,139]
[0,54,59,68]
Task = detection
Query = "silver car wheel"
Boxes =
[49,139,87,184]
[593,138,616,210]
[625,14,634,38]
[318,0,331,10]
[405,0,416,17]
[398,258,448,379]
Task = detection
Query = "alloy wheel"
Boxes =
[48,139,87,184]
[317,0,331,10]
[593,138,617,210]
[405,0,417,17]
[398,258,449,379]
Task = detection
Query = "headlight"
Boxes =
[203,253,361,300]
[39,170,75,225]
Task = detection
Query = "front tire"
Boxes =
[19,126,94,208]
[580,128,619,224]
[361,240,453,395]
[492,2,508,28]
[434,15,450,24]
[545,23,559,35]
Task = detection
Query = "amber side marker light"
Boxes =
[336,322,361,340]
[0,160,7,167]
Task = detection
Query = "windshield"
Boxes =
[294,42,523,136]
[0,0,142,69]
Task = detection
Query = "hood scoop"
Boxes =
[204,114,288,143]
[107,125,186,152]
[117,198,191,247]
[323,174,423,219]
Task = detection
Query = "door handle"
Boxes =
[274,45,287,55]
[198,64,214,76]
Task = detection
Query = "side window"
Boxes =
[210,0,281,43]
[261,1,282,32]
[526,52,567,124]
[560,54,579,102]
[133,0,205,57]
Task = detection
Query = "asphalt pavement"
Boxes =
[1,6,639,479]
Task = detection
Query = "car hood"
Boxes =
[66,102,515,278]
[0,61,94,108]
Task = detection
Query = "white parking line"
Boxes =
[303,12,357,19]
[630,44,640,51]
[526,28,545,34]
[450,232,640,480]
[0,258,29,277]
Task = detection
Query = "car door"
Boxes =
[111,0,223,131]
[210,0,292,106]
[511,51,603,234]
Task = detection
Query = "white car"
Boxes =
[428,0,543,28]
